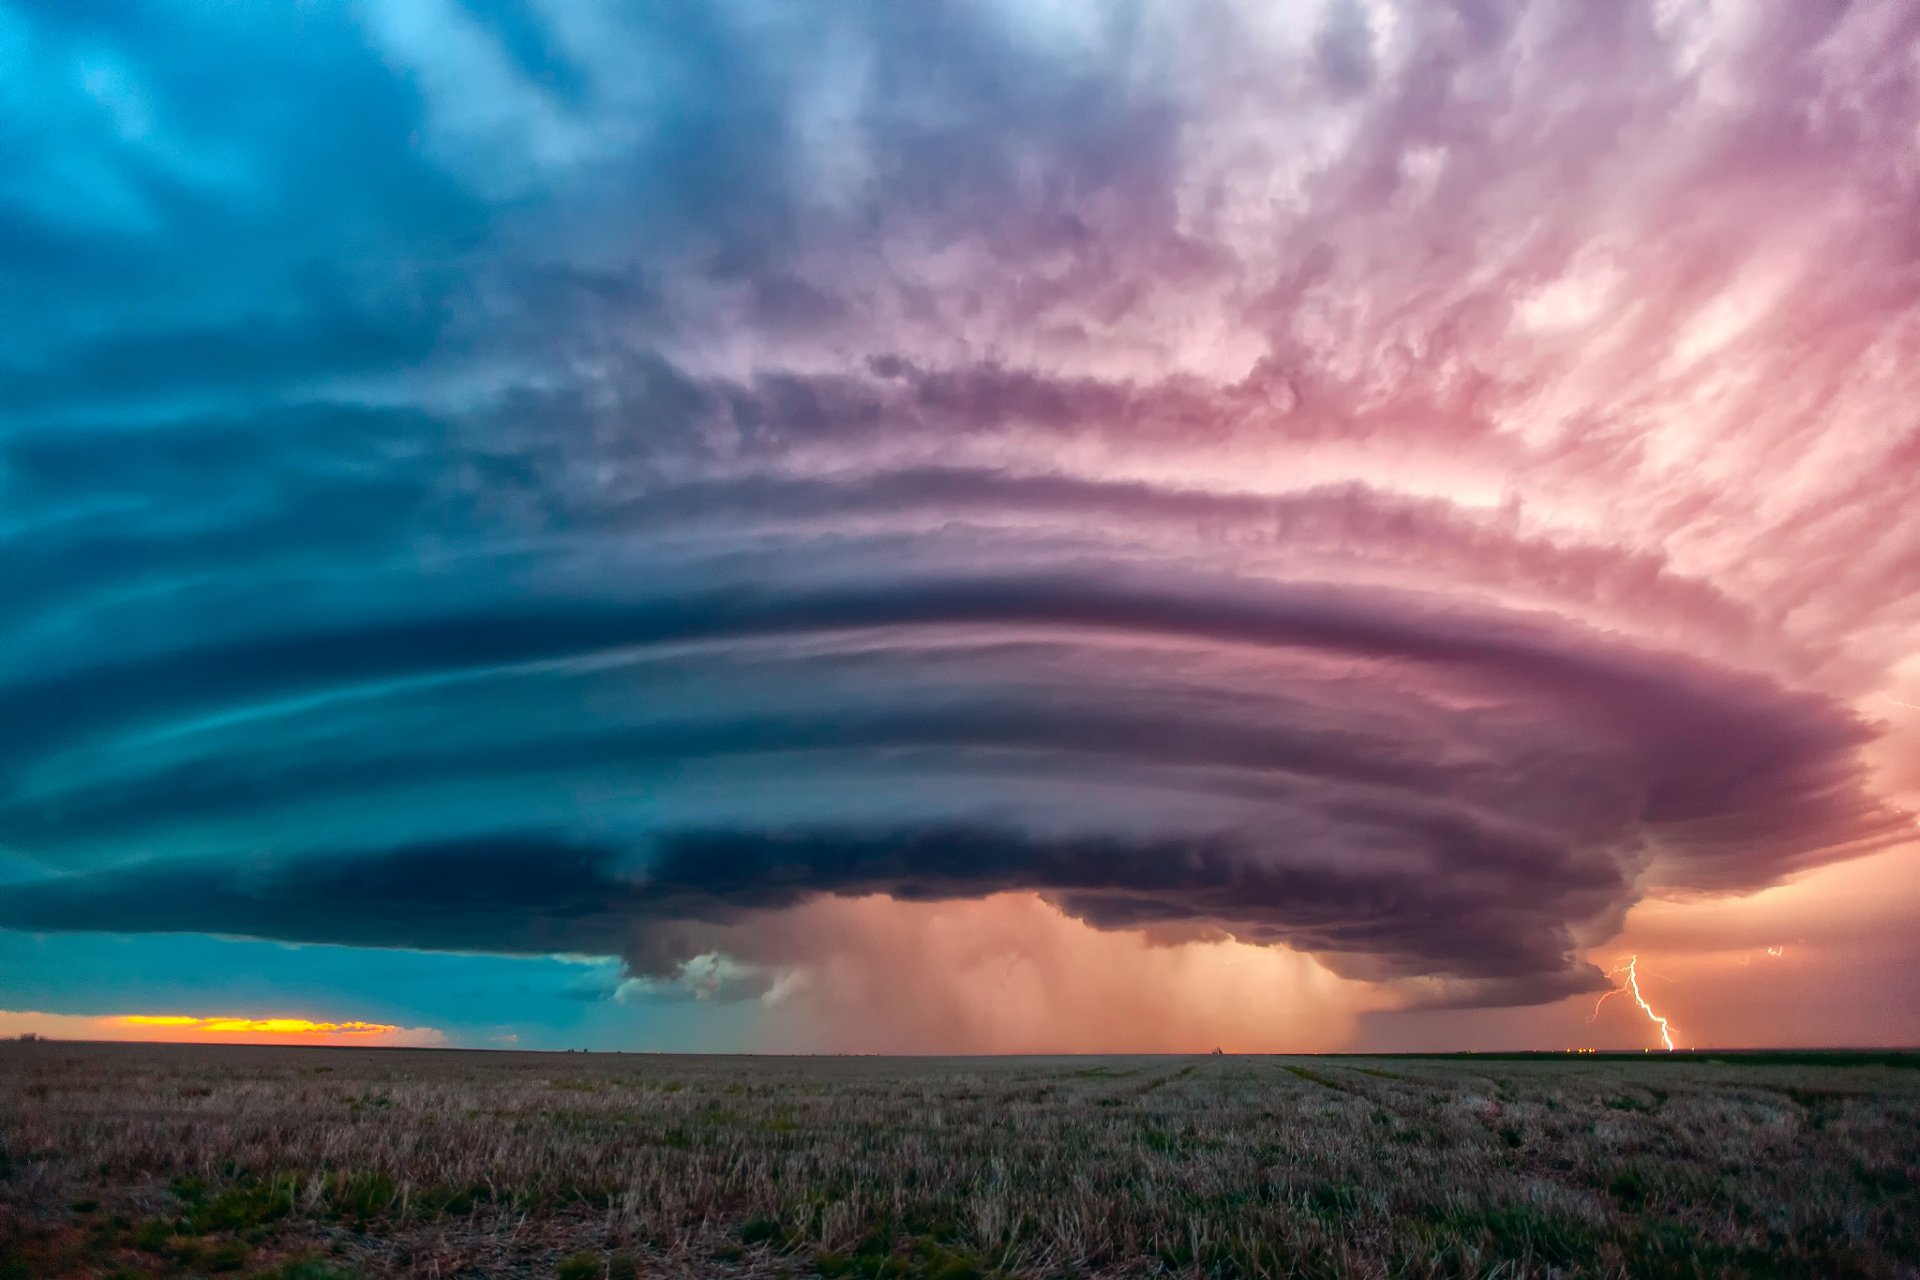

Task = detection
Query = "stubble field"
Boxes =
[2,1042,1916,1279]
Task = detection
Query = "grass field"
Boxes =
[3,1042,1916,1279]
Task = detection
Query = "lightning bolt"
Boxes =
[1588,955,1678,1051]
[1888,699,1920,711]
[1765,945,1783,957]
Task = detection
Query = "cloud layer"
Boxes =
[2,0,1916,1043]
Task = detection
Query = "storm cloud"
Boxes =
[2,0,1917,1035]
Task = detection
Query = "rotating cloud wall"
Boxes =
[2,0,1917,1048]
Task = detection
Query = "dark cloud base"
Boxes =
[0,824,1614,1004]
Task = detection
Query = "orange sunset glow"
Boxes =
[0,1010,445,1047]
[116,1015,403,1036]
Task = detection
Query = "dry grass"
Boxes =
[3,1042,1917,1278]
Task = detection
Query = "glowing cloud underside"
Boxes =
[0,0,1916,1050]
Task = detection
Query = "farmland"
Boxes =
[3,1042,1916,1279]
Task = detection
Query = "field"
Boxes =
[3,1043,1917,1279]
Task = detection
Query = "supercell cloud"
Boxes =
[2,0,1917,1043]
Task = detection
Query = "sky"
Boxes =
[1,0,1918,1054]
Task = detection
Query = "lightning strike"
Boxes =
[1588,955,1679,1051]
[1765,945,1784,957]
